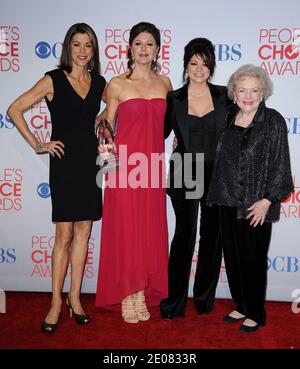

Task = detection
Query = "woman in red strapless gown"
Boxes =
[96,98,168,307]
[95,22,172,323]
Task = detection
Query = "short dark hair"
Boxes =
[183,38,216,82]
[127,22,161,78]
[59,23,100,74]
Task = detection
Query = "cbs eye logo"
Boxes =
[35,41,62,59]
[37,183,51,198]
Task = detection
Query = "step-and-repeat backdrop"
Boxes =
[1,0,299,301]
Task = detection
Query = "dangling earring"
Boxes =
[261,94,263,102]
[233,95,237,104]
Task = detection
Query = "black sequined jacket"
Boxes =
[207,101,294,222]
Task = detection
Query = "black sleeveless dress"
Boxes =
[44,68,106,222]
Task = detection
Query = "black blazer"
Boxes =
[164,82,230,199]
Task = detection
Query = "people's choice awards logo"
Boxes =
[37,183,50,198]
[258,28,300,76]
[0,168,23,211]
[27,100,52,144]
[103,28,172,76]
[0,25,20,72]
[31,235,55,277]
[31,235,97,279]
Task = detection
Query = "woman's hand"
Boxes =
[98,141,116,160]
[40,141,65,158]
[246,199,271,227]
[94,108,107,135]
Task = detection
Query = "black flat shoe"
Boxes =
[239,323,265,333]
[223,314,245,324]
[41,320,57,333]
[66,297,90,325]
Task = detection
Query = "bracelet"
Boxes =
[34,141,44,154]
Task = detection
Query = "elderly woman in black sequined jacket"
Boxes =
[206,64,293,333]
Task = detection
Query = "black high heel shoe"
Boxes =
[41,319,58,333]
[66,297,90,324]
[41,308,60,333]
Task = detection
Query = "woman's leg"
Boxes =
[68,220,92,314]
[44,222,74,324]
[193,203,222,313]
[221,206,246,315]
[236,219,271,326]
[221,206,271,325]
[160,195,199,318]
[193,164,222,313]
[134,289,150,321]
[121,294,139,324]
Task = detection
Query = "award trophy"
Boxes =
[96,118,119,174]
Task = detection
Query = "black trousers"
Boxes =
[220,206,272,325]
[160,192,222,317]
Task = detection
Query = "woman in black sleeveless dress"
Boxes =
[45,67,104,222]
[7,23,106,333]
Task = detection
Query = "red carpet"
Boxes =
[0,292,299,349]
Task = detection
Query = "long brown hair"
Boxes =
[59,23,100,74]
[127,22,161,79]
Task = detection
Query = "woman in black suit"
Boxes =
[160,38,230,319]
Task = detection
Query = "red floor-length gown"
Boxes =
[96,98,168,311]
